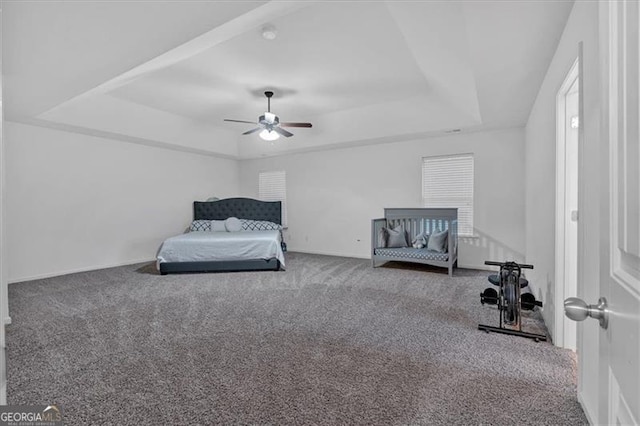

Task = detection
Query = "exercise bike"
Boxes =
[478,260,547,341]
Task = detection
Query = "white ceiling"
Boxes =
[3,1,574,159]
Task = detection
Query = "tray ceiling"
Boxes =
[3,1,575,159]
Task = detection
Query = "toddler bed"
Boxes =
[371,208,458,276]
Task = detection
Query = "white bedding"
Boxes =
[157,230,285,269]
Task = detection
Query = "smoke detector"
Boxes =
[262,25,277,40]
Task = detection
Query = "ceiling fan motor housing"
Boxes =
[259,114,279,126]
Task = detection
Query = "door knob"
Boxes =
[564,297,608,329]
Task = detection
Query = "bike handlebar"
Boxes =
[484,260,533,269]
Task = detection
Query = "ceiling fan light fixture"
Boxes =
[260,129,280,141]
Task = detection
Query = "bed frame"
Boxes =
[371,208,458,276]
[159,198,283,275]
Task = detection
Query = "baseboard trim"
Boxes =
[578,392,596,425]
[289,249,370,260]
[8,257,498,283]
[458,263,495,272]
[288,251,497,271]
[9,258,156,284]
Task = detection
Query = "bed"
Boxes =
[157,198,285,275]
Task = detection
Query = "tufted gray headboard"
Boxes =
[193,198,282,224]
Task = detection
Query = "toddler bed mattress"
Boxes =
[373,247,449,262]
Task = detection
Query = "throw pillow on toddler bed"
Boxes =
[427,229,448,253]
[378,225,409,248]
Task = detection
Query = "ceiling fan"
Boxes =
[224,91,312,141]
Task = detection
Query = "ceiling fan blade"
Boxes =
[242,127,262,135]
[280,122,312,128]
[273,126,294,137]
[224,119,256,124]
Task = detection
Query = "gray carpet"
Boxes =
[7,253,587,425]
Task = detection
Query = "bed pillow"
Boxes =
[385,226,409,248]
[225,217,243,232]
[240,219,282,231]
[211,220,227,232]
[427,229,448,253]
[189,220,211,232]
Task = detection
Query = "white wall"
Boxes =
[0,91,7,405]
[4,123,525,279]
[240,127,526,270]
[524,0,600,343]
[5,122,239,282]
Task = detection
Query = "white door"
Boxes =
[576,1,640,424]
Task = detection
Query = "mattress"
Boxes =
[157,230,285,268]
[374,247,449,262]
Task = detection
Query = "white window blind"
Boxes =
[259,170,287,226]
[422,154,474,236]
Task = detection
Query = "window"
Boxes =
[259,170,287,226]
[422,154,474,236]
